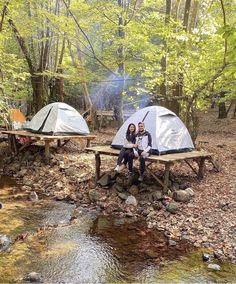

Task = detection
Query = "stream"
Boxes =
[0,176,236,283]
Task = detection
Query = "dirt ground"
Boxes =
[0,108,236,263]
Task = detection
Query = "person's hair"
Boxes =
[126,123,136,136]
[138,122,145,126]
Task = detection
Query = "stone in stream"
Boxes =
[0,234,12,252]
[202,252,213,262]
[207,263,221,271]
[24,272,43,282]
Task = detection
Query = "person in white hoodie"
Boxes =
[128,122,152,181]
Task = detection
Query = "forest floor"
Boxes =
[0,108,236,263]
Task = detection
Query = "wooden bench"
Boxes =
[1,130,96,162]
[86,145,218,193]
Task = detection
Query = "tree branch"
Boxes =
[0,1,9,32]
[219,0,227,65]
[8,19,35,74]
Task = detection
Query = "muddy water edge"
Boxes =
[0,176,236,283]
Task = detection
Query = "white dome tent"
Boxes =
[111,106,194,154]
[25,102,90,135]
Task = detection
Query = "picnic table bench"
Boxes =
[1,130,96,161]
[86,145,218,193]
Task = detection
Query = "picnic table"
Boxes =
[1,130,96,161]
[86,145,218,193]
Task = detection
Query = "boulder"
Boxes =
[207,264,221,271]
[24,272,43,282]
[173,190,191,202]
[166,202,179,214]
[125,195,138,206]
[114,184,124,193]
[151,191,163,201]
[0,235,12,252]
[118,192,129,200]
[185,187,194,197]
[98,174,111,186]
[88,189,100,202]
[128,185,139,196]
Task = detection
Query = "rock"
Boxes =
[128,185,139,196]
[207,264,221,271]
[98,174,111,186]
[185,187,194,197]
[116,176,124,186]
[22,185,33,192]
[172,182,180,191]
[55,181,63,190]
[145,249,159,258]
[0,235,12,252]
[29,191,39,202]
[169,239,177,246]
[54,191,65,201]
[114,184,124,193]
[24,272,43,282]
[124,175,135,187]
[166,202,179,214]
[88,189,100,202]
[151,191,163,201]
[125,195,138,206]
[18,169,28,177]
[64,167,77,176]
[118,192,129,200]
[173,190,191,202]
[202,253,212,262]
[147,211,156,218]
[142,208,150,217]
[152,201,163,211]
[110,171,117,180]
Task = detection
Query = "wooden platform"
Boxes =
[1,130,96,161]
[86,145,216,192]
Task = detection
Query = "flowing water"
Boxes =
[0,176,236,283]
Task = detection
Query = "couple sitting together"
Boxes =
[115,122,152,182]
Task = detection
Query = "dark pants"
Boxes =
[117,148,133,166]
[128,150,146,175]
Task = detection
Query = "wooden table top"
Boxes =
[86,145,212,163]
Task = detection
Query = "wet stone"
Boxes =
[207,264,221,271]
[24,272,43,282]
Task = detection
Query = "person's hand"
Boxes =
[141,151,149,158]
[133,144,138,148]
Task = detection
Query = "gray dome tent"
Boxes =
[25,102,90,135]
[111,106,194,154]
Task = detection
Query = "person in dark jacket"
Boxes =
[128,122,152,181]
[115,123,137,172]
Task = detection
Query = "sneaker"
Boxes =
[114,165,120,172]
[138,175,144,182]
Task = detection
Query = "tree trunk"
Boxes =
[160,0,171,99]
[218,102,227,119]
[115,0,125,127]
[31,74,46,112]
